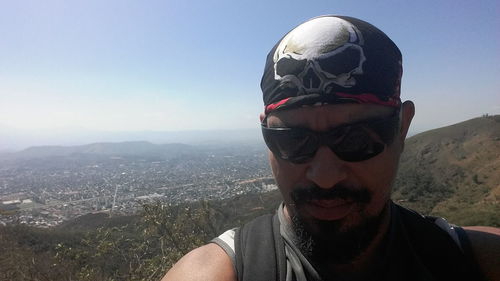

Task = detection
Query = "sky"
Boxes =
[0,0,499,149]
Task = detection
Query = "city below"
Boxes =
[0,141,276,227]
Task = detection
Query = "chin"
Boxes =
[291,203,387,264]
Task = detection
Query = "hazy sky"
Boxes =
[1,0,499,136]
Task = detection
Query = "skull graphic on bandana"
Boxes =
[273,17,366,96]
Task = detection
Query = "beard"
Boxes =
[289,183,385,265]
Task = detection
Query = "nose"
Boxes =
[306,146,348,189]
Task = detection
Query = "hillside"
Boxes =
[393,115,499,226]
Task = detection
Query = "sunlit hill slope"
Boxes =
[393,115,499,226]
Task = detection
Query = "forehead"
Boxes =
[267,104,394,130]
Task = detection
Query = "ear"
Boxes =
[259,113,266,123]
[399,100,415,144]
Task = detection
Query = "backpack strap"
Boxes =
[234,213,287,281]
[418,213,486,281]
[396,205,486,281]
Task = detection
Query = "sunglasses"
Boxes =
[261,110,400,164]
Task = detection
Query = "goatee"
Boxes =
[289,184,384,265]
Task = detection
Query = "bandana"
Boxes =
[261,15,402,114]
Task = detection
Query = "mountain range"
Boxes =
[0,128,263,152]
[1,141,198,160]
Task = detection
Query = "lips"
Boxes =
[304,199,355,221]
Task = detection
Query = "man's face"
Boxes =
[264,102,413,263]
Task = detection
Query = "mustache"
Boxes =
[291,184,371,205]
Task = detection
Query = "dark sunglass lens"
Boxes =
[262,127,317,163]
[333,128,385,162]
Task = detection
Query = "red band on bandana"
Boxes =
[265,97,291,114]
[264,93,400,115]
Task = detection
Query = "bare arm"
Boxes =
[463,226,500,281]
[161,243,237,281]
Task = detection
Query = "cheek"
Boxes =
[269,152,306,204]
[351,148,400,211]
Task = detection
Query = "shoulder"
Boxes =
[161,243,237,281]
[463,226,500,281]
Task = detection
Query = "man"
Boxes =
[163,15,499,281]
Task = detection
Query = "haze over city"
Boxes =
[1,0,499,150]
